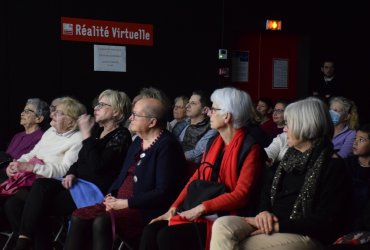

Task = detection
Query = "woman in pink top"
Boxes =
[0,98,49,170]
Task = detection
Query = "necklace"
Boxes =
[141,129,164,151]
[137,130,164,166]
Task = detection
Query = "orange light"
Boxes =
[266,20,282,31]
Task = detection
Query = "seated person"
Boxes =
[0,98,49,169]
[328,124,370,250]
[177,90,217,164]
[62,87,187,250]
[5,96,85,178]
[330,96,359,158]
[256,97,279,144]
[0,97,85,242]
[10,89,133,249]
[256,97,273,125]
[170,95,189,138]
[49,97,62,116]
[271,99,289,134]
[139,87,264,250]
[210,97,350,250]
[262,99,290,167]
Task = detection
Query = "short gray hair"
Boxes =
[26,98,49,117]
[133,87,170,129]
[210,87,253,128]
[284,97,333,141]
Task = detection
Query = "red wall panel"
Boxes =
[232,32,298,103]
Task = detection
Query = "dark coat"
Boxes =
[109,130,187,224]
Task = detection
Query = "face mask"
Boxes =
[329,110,341,126]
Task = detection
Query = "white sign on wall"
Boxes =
[94,45,126,72]
[272,58,288,88]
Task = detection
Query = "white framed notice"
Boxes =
[94,45,126,72]
[272,58,288,88]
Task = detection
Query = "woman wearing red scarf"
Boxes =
[139,87,264,250]
[210,97,349,250]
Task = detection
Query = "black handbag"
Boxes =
[180,158,226,212]
[179,133,258,214]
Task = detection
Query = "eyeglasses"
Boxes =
[49,105,56,113]
[354,137,369,144]
[22,109,36,115]
[94,102,112,110]
[130,112,154,120]
[209,107,222,113]
[273,109,285,113]
[54,110,65,117]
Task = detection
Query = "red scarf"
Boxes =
[170,129,247,250]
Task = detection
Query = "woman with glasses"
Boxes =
[0,96,85,248]
[210,97,350,250]
[271,99,289,132]
[139,87,264,250]
[10,90,133,249]
[4,96,85,179]
[48,97,62,117]
[62,87,187,250]
[0,98,49,172]
[264,99,290,168]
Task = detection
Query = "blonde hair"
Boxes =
[330,96,359,130]
[99,89,132,124]
[58,97,86,121]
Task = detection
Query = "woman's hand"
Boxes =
[149,207,177,224]
[62,174,76,189]
[78,114,95,139]
[6,160,18,177]
[16,162,35,172]
[253,211,279,235]
[177,204,205,221]
[244,217,262,235]
[103,195,128,211]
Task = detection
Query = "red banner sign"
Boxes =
[61,17,153,46]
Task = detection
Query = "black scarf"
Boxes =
[270,138,333,220]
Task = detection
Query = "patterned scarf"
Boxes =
[182,117,210,151]
[270,138,333,219]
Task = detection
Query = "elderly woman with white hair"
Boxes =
[210,97,350,250]
[0,96,85,248]
[11,90,133,249]
[140,87,264,250]
[0,98,49,170]
[5,96,86,178]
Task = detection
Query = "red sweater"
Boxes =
[172,128,263,214]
